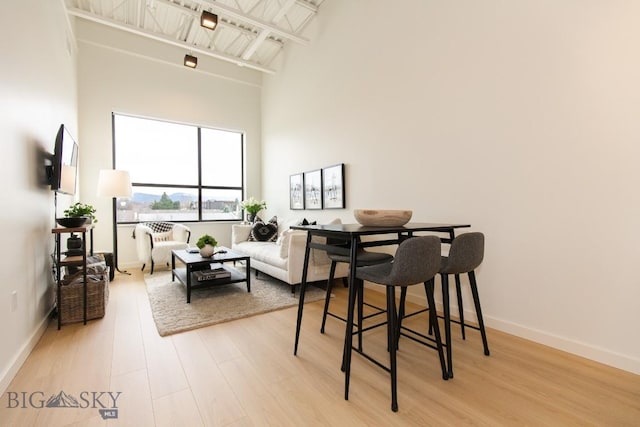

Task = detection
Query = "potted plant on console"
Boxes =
[240,197,267,223]
[57,202,98,256]
[57,202,98,228]
[196,234,218,258]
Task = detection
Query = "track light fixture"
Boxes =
[184,54,198,68]
[200,10,218,30]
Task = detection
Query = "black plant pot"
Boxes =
[57,217,88,228]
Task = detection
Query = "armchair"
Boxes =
[134,222,191,274]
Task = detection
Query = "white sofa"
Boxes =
[231,219,349,291]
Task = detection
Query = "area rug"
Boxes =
[145,268,327,336]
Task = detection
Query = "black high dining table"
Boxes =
[291,222,471,400]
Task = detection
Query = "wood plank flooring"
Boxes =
[1,270,638,426]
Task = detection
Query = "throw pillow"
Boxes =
[248,216,278,242]
[299,218,317,226]
[152,231,173,242]
[278,229,305,258]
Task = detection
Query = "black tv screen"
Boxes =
[50,124,78,195]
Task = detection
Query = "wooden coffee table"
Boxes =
[171,247,251,303]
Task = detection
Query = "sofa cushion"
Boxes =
[278,229,306,258]
[235,241,288,269]
[277,217,302,236]
[248,216,278,242]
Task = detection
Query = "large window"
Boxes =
[113,113,244,223]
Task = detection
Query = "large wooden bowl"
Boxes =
[353,209,413,227]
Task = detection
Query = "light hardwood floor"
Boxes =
[1,270,639,426]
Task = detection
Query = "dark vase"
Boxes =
[66,233,84,256]
[247,213,256,223]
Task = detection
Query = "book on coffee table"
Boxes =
[194,266,231,281]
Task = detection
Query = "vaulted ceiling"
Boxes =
[64,0,325,74]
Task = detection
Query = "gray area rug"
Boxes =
[145,268,326,336]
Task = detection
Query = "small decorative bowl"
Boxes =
[353,209,413,227]
[56,217,88,228]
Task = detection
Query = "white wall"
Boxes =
[262,0,640,373]
[0,0,78,392]
[75,20,263,266]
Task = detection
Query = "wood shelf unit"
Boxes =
[51,224,94,329]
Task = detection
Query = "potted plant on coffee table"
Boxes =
[196,234,218,258]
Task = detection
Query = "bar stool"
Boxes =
[439,232,489,378]
[345,236,447,412]
[320,249,393,334]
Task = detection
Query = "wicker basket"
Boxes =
[58,272,109,325]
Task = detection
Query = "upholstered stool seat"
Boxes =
[320,249,393,334]
[344,236,447,412]
[438,232,489,378]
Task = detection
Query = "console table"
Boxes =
[52,224,94,329]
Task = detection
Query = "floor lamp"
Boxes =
[97,169,132,275]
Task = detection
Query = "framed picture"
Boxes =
[289,173,304,210]
[322,163,345,209]
[303,169,323,210]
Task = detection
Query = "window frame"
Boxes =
[112,112,245,224]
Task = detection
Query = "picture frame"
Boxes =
[303,169,323,210]
[289,173,304,210]
[322,163,345,209]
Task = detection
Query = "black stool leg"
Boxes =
[321,261,337,334]
[386,285,399,412]
[396,287,408,349]
[441,273,454,378]
[455,274,466,339]
[357,278,364,351]
[342,277,361,372]
[425,280,448,380]
[469,271,490,356]
[343,270,359,397]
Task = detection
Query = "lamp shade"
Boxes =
[97,169,132,198]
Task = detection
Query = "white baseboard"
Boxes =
[487,315,640,375]
[399,290,640,375]
[0,309,53,395]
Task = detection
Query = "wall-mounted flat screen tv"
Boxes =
[49,124,79,195]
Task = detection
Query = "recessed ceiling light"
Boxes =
[184,54,198,68]
[200,10,218,30]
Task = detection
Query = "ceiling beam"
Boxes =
[295,0,319,13]
[137,0,146,28]
[153,0,284,47]
[192,0,309,45]
[240,0,297,61]
[67,7,275,73]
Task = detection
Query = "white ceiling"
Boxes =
[64,0,325,74]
